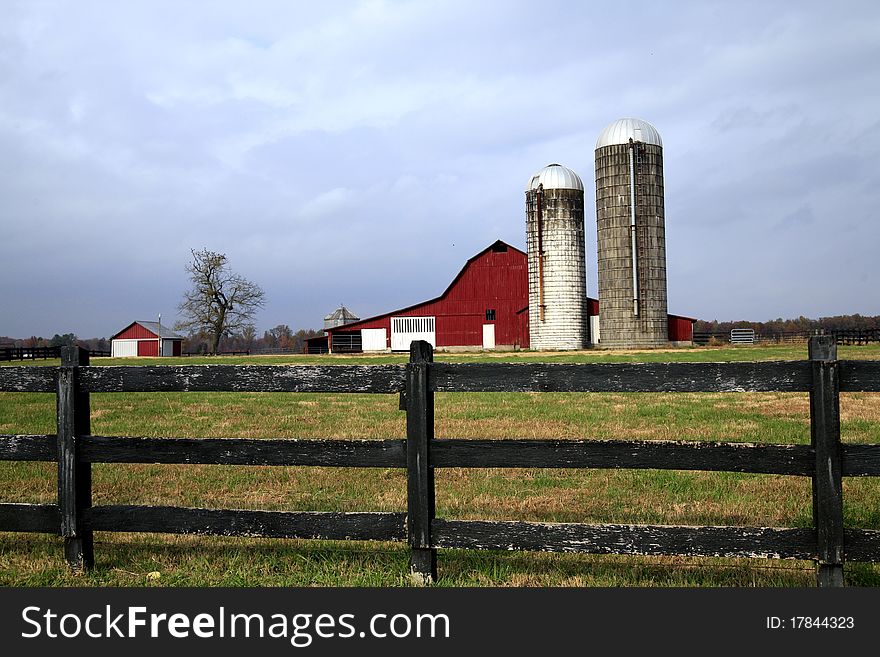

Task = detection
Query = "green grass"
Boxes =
[4,342,880,367]
[1,343,879,586]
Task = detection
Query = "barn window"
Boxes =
[485,309,496,321]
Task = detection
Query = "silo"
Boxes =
[595,118,668,348]
[525,164,587,350]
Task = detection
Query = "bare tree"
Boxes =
[175,249,266,354]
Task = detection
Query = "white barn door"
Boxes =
[391,317,436,351]
[361,328,387,352]
[482,324,495,349]
[111,340,138,357]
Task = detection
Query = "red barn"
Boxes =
[110,321,184,357]
[327,240,529,352]
[323,240,694,352]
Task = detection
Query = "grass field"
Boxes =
[2,343,880,586]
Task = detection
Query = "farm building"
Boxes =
[319,240,693,352]
[110,321,183,357]
[322,240,529,353]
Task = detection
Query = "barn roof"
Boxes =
[111,321,185,341]
[326,240,526,334]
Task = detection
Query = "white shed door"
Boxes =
[111,340,138,357]
[482,324,495,349]
[390,316,436,351]
[361,328,387,352]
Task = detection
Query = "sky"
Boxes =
[2,0,879,339]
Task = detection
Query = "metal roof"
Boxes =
[526,163,584,192]
[324,306,360,322]
[134,321,184,339]
[595,118,662,149]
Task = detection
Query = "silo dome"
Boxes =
[526,163,584,192]
[596,118,662,149]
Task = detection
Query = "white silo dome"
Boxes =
[596,118,662,149]
[526,163,584,192]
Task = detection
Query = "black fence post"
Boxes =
[406,340,437,584]
[808,336,844,586]
[57,346,93,571]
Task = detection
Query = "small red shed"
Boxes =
[110,321,184,357]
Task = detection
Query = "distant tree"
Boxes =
[49,333,77,347]
[240,325,257,350]
[175,249,266,354]
[268,324,294,350]
[292,328,322,353]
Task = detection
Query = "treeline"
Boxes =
[1,325,323,355]
[182,325,322,354]
[694,314,880,335]
[0,334,110,352]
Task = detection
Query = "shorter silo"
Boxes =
[525,164,588,350]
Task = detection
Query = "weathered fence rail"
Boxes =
[1,338,880,586]
[0,346,110,362]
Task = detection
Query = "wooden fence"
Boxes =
[694,329,880,346]
[1,338,880,586]
[0,347,110,362]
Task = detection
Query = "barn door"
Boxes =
[482,324,496,349]
[391,317,436,351]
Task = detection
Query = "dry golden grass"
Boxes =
[2,346,880,586]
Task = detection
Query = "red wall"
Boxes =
[137,340,159,357]
[115,323,158,340]
[667,315,695,342]
[331,243,529,349]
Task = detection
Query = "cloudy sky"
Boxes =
[2,0,879,339]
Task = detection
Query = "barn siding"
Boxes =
[668,315,695,342]
[329,243,530,350]
[115,323,159,340]
[137,340,159,357]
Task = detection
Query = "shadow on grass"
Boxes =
[4,532,878,587]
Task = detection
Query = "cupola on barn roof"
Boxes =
[525,163,584,192]
[596,118,662,149]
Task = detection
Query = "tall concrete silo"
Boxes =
[595,118,667,348]
[525,164,587,350]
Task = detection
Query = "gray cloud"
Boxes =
[2,0,879,338]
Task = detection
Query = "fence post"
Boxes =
[808,335,844,586]
[406,340,437,584]
[57,346,93,572]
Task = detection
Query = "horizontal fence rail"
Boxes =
[4,360,880,395]
[1,339,879,585]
